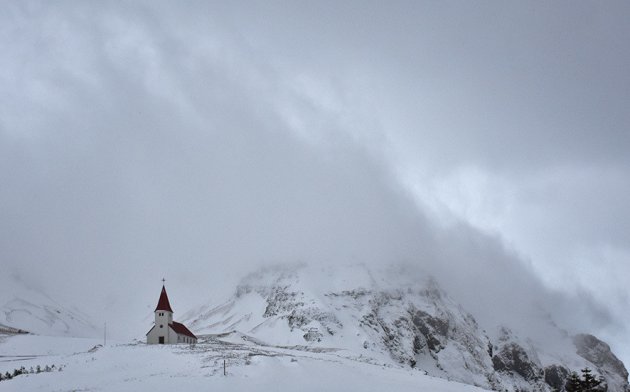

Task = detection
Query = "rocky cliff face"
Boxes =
[183,264,629,392]
[574,334,629,392]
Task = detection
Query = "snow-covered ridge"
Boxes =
[182,264,629,392]
[0,333,488,392]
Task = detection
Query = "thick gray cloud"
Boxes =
[0,0,441,337]
[1,1,628,363]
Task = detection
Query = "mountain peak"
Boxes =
[183,263,629,392]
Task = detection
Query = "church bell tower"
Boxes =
[154,281,174,342]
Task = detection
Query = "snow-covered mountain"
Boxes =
[0,273,97,338]
[182,264,629,392]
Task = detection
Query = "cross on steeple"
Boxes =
[162,278,166,284]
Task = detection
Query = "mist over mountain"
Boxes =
[1,2,629,390]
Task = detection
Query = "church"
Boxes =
[146,283,198,344]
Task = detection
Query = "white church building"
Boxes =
[146,284,197,344]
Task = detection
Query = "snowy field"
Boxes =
[0,333,488,392]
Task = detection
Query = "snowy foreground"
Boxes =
[0,333,486,392]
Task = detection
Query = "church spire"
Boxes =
[155,284,174,313]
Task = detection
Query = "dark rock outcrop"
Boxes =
[410,309,449,353]
[492,342,543,381]
[544,364,571,391]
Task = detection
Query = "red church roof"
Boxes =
[171,321,197,339]
[155,285,174,312]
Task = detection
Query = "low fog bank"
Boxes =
[1,2,626,364]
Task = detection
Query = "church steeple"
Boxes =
[155,283,174,313]
[146,280,197,344]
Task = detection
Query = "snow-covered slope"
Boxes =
[182,264,629,392]
[0,273,97,338]
[0,334,488,392]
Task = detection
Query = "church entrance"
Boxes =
[159,336,164,344]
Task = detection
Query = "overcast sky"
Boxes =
[1,1,629,363]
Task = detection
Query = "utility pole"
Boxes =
[223,359,226,376]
